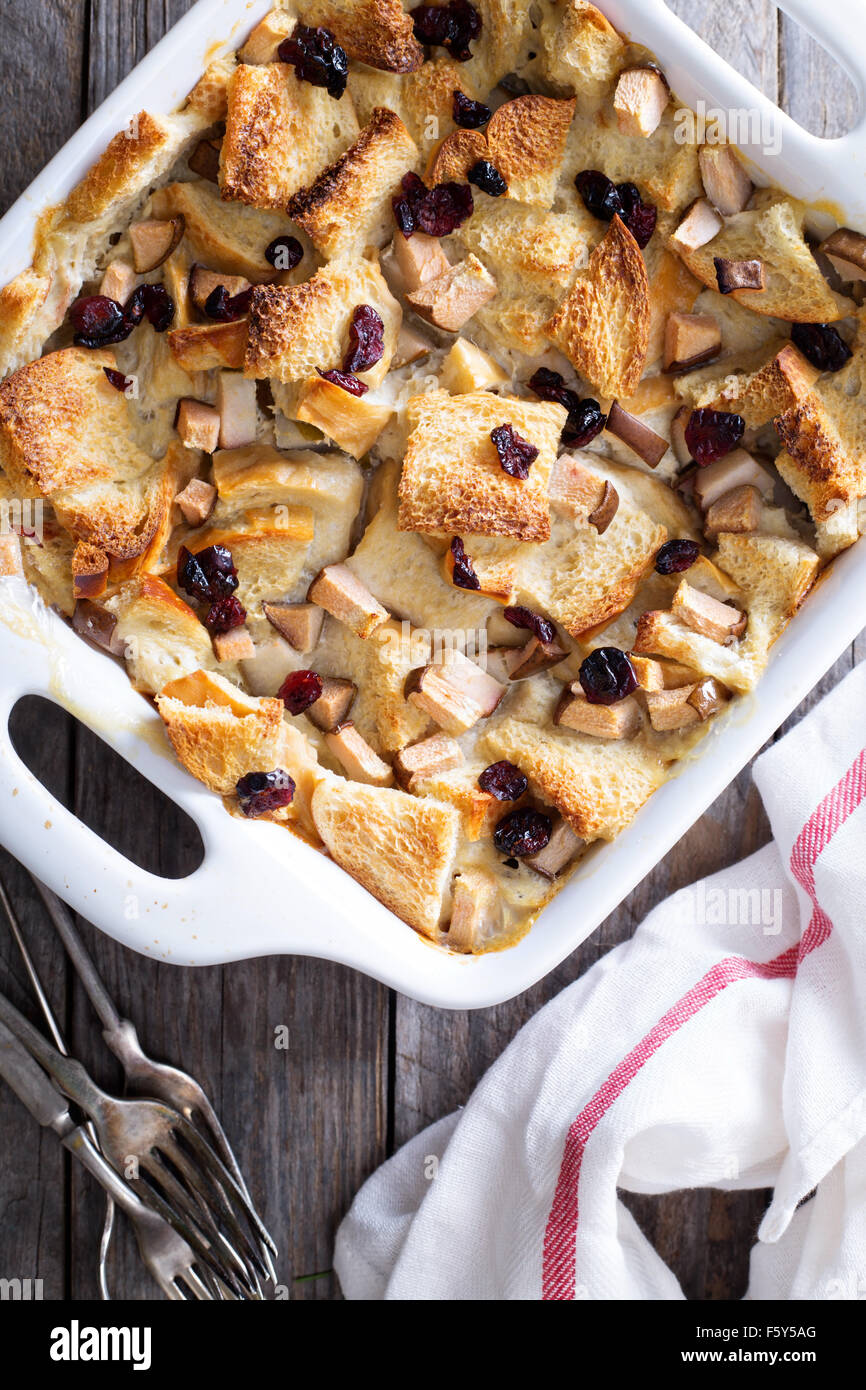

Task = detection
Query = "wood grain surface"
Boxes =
[0,0,861,1302]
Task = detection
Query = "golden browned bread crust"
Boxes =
[288,107,419,260]
[66,112,177,223]
[157,668,286,792]
[545,215,650,397]
[297,0,424,73]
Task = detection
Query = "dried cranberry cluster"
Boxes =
[791,322,852,373]
[411,0,482,61]
[204,285,254,322]
[264,235,304,272]
[279,669,323,714]
[655,539,700,575]
[70,284,175,349]
[684,408,744,467]
[478,760,528,801]
[236,769,296,818]
[450,536,480,590]
[490,423,539,479]
[578,647,637,705]
[317,367,368,396]
[528,368,606,449]
[343,305,385,374]
[103,367,133,393]
[494,807,552,857]
[177,544,246,635]
[277,24,348,99]
[392,172,473,239]
[503,606,556,645]
[467,160,507,197]
[452,90,491,129]
[575,170,657,249]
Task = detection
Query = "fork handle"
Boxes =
[0,987,108,1119]
[62,1126,149,1220]
[31,878,121,1033]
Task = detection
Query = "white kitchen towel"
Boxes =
[334,661,866,1300]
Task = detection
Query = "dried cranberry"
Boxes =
[452,90,490,128]
[316,367,369,396]
[467,159,507,197]
[490,423,539,479]
[264,235,303,271]
[478,760,528,801]
[342,305,385,374]
[103,367,132,393]
[450,536,480,590]
[684,408,745,467]
[279,669,324,715]
[791,322,852,373]
[204,284,254,322]
[278,23,348,99]
[205,595,247,633]
[125,283,175,333]
[574,170,656,248]
[578,647,637,705]
[177,544,238,603]
[236,769,296,817]
[527,370,605,448]
[70,295,128,348]
[504,605,555,645]
[493,807,552,857]
[411,0,481,61]
[655,538,700,575]
[392,171,473,238]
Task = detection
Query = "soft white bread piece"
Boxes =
[481,716,666,841]
[104,575,217,693]
[288,108,419,260]
[239,10,295,63]
[449,0,535,96]
[348,58,486,161]
[531,0,625,108]
[775,388,866,524]
[184,54,235,122]
[295,376,393,457]
[439,337,508,393]
[0,347,176,575]
[675,341,819,428]
[517,464,667,637]
[220,62,359,209]
[814,501,862,559]
[156,668,286,794]
[412,761,509,840]
[398,389,565,543]
[347,620,432,752]
[634,532,819,692]
[310,775,460,937]
[456,199,592,354]
[294,0,424,73]
[151,181,298,282]
[65,111,204,225]
[671,199,853,321]
[485,95,576,207]
[545,216,650,398]
[558,105,702,217]
[191,506,315,629]
[244,258,400,388]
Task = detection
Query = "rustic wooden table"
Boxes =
[0,0,861,1301]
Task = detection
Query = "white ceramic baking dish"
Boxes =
[0,0,864,1009]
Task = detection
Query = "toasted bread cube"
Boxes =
[448,869,501,952]
[71,541,109,599]
[393,733,464,791]
[614,66,669,139]
[644,685,701,732]
[326,721,394,786]
[439,338,509,394]
[176,399,221,453]
[175,477,217,526]
[670,198,723,253]
[168,319,248,372]
[555,687,641,739]
[262,600,324,651]
[629,654,666,693]
[524,818,582,878]
[295,376,393,458]
[157,669,285,793]
[307,677,357,732]
[212,626,255,662]
[406,650,506,735]
[308,562,389,638]
[393,231,450,292]
[406,255,497,332]
[216,372,257,450]
[238,10,294,63]
[484,95,576,206]
[663,312,721,373]
[703,484,763,539]
[699,145,753,216]
[689,677,730,721]
[99,259,137,304]
[0,532,23,577]
[671,581,746,643]
[505,635,568,680]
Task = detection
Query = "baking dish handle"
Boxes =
[773,0,866,112]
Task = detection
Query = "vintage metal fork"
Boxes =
[0,1018,235,1300]
[29,877,277,1283]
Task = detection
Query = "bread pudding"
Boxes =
[0,1,862,955]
